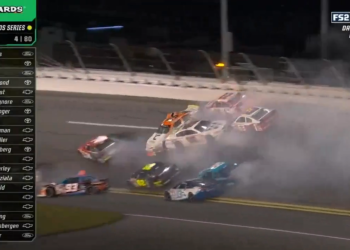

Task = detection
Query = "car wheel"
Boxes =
[86,186,98,195]
[187,192,195,202]
[46,187,56,198]
[164,191,172,201]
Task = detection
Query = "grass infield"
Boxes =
[38,203,123,236]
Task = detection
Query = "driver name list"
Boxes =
[0,47,36,242]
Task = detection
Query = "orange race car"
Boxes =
[145,105,198,156]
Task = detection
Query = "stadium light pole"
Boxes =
[320,0,328,58]
[220,0,229,79]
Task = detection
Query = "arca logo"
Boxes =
[0,6,23,13]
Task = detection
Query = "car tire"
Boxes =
[46,187,56,198]
[187,192,195,202]
[164,191,172,201]
[86,186,98,195]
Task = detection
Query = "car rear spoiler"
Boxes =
[185,105,199,111]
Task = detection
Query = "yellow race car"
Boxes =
[127,162,180,188]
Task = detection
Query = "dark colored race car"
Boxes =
[127,162,180,188]
[78,133,136,164]
[164,162,238,202]
[37,171,109,198]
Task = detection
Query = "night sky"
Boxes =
[39,0,350,57]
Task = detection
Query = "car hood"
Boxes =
[146,133,167,149]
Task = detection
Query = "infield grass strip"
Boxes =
[38,203,123,236]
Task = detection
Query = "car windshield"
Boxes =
[194,121,211,132]
[95,138,115,151]
[156,125,170,134]
[251,109,269,120]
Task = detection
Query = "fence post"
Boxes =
[198,50,220,81]
[109,43,134,76]
[279,57,304,84]
[65,40,89,74]
[150,47,177,79]
[238,53,266,84]
[322,59,346,88]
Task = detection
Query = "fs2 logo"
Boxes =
[0,6,23,13]
[331,12,350,23]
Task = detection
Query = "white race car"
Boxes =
[145,105,198,156]
[163,119,228,150]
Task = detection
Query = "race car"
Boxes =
[37,171,109,198]
[146,105,198,156]
[198,161,239,183]
[164,179,232,201]
[164,162,237,201]
[163,119,228,150]
[201,92,246,115]
[232,106,277,132]
[78,134,132,163]
[127,162,180,188]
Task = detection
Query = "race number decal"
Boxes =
[136,180,147,187]
[176,190,186,199]
[65,183,79,192]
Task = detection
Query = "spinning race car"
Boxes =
[37,171,109,198]
[164,119,228,150]
[127,162,180,188]
[146,105,198,156]
[201,92,246,115]
[78,134,137,163]
[232,106,277,132]
[164,162,237,201]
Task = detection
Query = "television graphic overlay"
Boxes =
[0,48,36,241]
[0,0,36,46]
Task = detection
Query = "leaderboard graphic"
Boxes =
[0,48,36,241]
[0,0,36,46]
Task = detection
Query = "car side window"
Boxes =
[62,177,79,184]
[235,117,246,123]
[246,118,253,123]
[216,102,229,108]
[176,130,192,137]
[178,184,186,189]
[82,176,94,183]
[174,120,182,128]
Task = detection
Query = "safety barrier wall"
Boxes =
[39,41,350,88]
[37,68,350,103]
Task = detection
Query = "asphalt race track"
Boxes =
[10,90,348,250]
[37,91,350,207]
[5,195,350,250]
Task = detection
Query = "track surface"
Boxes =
[37,91,350,207]
[23,91,350,250]
[5,195,350,250]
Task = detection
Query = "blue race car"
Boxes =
[37,171,109,198]
[164,162,238,201]
[198,161,238,184]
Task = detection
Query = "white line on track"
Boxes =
[67,121,157,130]
[125,214,350,242]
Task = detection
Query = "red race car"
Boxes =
[232,107,277,132]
